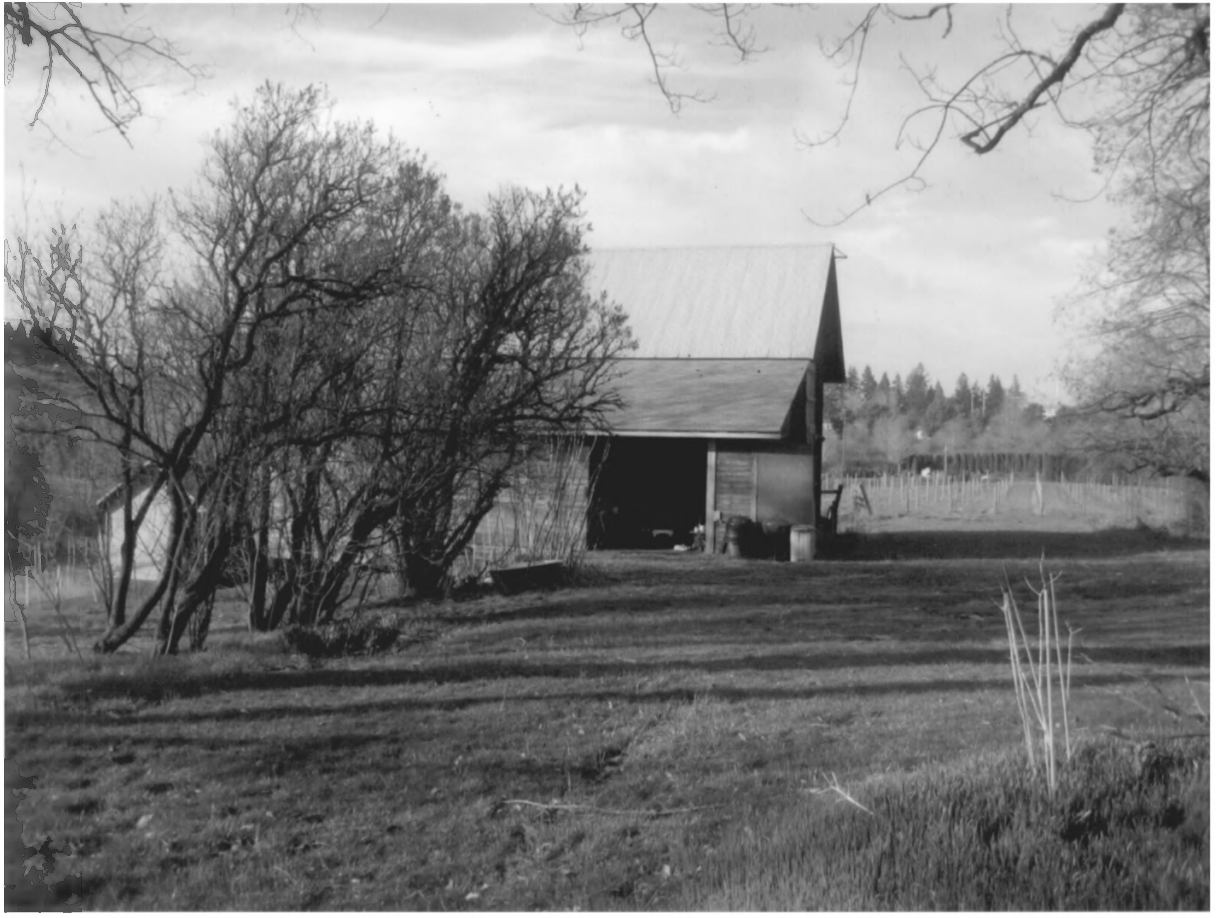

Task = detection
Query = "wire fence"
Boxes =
[825,471,1206,535]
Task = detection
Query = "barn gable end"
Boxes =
[474,243,846,562]
[582,244,845,554]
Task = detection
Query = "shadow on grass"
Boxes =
[818,528,1208,561]
[457,569,1202,627]
[37,670,1199,737]
[34,640,1208,713]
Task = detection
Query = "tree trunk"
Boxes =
[248,468,272,631]
[188,595,213,652]
[94,578,170,653]
[94,487,187,653]
[159,525,232,655]
[265,567,297,632]
[401,550,447,599]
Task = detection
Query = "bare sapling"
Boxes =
[1000,558,1076,796]
[13,570,32,661]
[29,559,86,663]
[494,433,608,572]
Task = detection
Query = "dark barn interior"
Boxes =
[588,438,706,549]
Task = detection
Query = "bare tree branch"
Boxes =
[796,5,878,150]
[4,2,205,144]
[960,4,1126,153]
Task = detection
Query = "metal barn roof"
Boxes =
[604,359,807,438]
[584,245,836,359]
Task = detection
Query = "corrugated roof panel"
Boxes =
[605,359,808,436]
[584,245,834,359]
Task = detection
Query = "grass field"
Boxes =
[5,523,1210,909]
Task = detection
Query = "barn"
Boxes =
[475,244,847,560]
[97,245,847,579]
[579,244,846,554]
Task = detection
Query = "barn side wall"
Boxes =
[715,448,756,522]
[469,439,595,568]
[471,435,826,559]
[711,441,818,553]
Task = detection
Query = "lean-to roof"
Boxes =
[603,359,807,438]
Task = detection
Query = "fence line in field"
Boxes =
[824,471,1200,533]
[827,471,1012,521]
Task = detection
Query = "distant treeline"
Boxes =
[824,363,1080,476]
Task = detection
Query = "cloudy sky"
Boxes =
[5,3,1126,405]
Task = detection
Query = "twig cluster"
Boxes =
[805,771,874,816]
[1000,558,1075,796]
[4,1,203,143]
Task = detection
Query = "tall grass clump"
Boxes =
[280,611,401,658]
[1001,558,1074,795]
[684,740,1208,910]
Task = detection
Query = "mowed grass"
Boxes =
[5,532,1210,910]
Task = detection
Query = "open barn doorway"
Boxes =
[588,438,706,549]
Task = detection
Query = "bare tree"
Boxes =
[143,83,449,653]
[3,1,202,143]
[4,1,201,627]
[1062,166,1209,480]
[6,84,439,652]
[228,155,455,633]
[11,82,631,648]
[1058,6,1209,481]
[359,186,633,600]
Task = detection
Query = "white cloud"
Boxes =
[4,3,1131,402]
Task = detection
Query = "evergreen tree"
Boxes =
[846,365,860,391]
[1023,401,1047,425]
[904,363,931,420]
[972,381,986,420]
[869,371,893,429]
[893,373,905,413]
[932,381,951,421]
[986,374,1005,421]
[922,387,950,435]
[860,365,878,402]
[1008,374,1024,407]
[953,372,972,417]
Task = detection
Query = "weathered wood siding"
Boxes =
[714,447,756,539]
[711,441,819,552]
[470,439,594,567]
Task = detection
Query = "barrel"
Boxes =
[724,515,751,557]
[762,519,792,561]
[790,524,816,562]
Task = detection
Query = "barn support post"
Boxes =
[704,438,717,553]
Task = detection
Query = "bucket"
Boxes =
[790,524,816,562]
